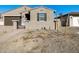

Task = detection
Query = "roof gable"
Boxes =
[31,6,54,12]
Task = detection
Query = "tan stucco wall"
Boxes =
[25,7,54,30]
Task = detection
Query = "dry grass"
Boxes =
[0,29,79,53]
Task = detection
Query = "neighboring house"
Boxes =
[56,12,79,27]
[0,6,55,30]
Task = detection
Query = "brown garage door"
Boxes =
[4,16,21,26]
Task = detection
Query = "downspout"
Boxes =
[54,10,58,31]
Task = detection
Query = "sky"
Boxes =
[0,5,79,15]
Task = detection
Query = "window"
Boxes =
[37,13,46,21]
[25,14,30,21]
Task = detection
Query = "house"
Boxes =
[56,12,79,27]
[0,6,55,30]
[54,12,79,33]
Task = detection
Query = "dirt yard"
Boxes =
[0,27,79,53]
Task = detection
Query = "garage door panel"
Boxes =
[4,16,21,26]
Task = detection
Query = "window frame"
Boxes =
[37,13,47,21]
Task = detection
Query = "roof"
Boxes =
[1,5,32,14]
[1,6,54,15]
[56,12,79,19]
